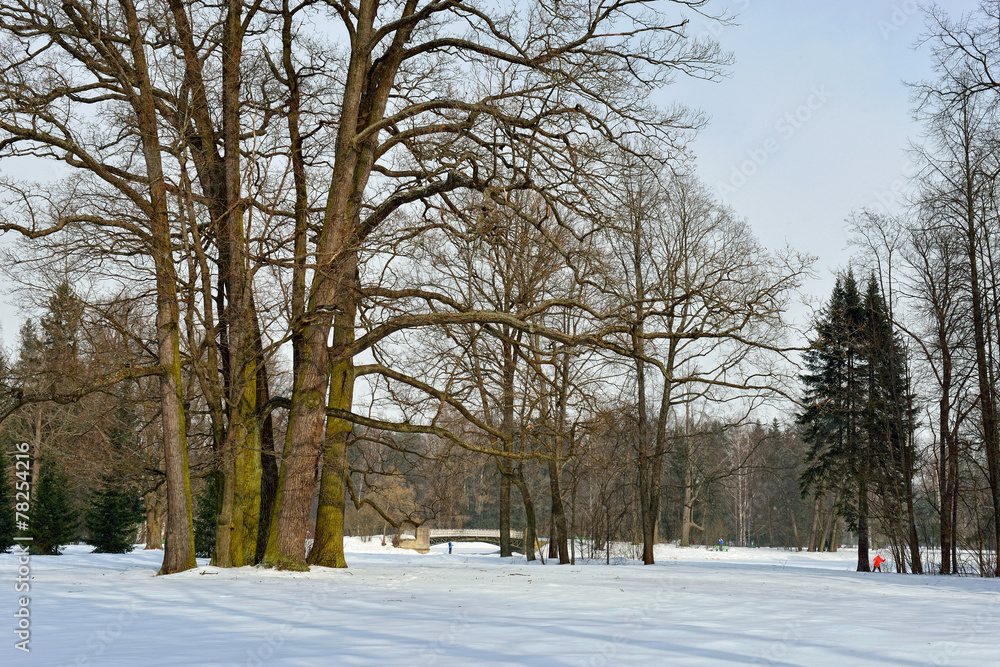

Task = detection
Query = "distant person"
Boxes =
[718,538,724,551]
[448,541,453,554]
[873,554,885,572]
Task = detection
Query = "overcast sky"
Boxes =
[0,1,986,350]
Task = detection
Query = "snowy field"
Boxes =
[2,538,998,666]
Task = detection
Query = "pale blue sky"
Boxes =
[667,0,981,318]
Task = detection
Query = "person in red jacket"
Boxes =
[873,554,885,572]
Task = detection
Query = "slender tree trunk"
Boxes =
[857,478,871,572]
[498,332,519,558]
[904,432,922,573]
[144,487,165,550]
[962,128,1000,577]
[281,0,308,393]
[808,491,822,552]
[499,470,512,557]
[512,466,537,561]
[547,459,569,563]
[940,345,955,574]
[680,419,699,546]
[821,490,840,552]
[255,320,278,564]
[122,0,196,574]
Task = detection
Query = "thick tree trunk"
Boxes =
[309,308,355,569]
[547,514,557,559]
[167,0,263,569]
[217,0,263,569]
[264,0,427,570]
[308,427,349,568]
[263,319,329,570]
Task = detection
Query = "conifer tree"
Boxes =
[30,456,78,555]
[85,478,144,553]
[799,271,874,571]
[194,477,218,559]
[800,270,919,572]
[0,452,15,553]
[861,276,920,572]
[84,390,147,553]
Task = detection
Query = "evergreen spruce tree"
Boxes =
[0,453,16,553]
[85,391,145,553]
[799,270,919,572]
[194,476,218,559]
[798,271,874,571]
[861,275,920,572]
[31,456,78,555]
[39,281,83,366]
[85,477,144,553]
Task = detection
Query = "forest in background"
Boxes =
[0,0,999,577]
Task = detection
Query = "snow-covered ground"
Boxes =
[2,538,998,666]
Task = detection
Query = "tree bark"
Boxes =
[808,490,822,552]
[144,486,165,550]
[548,458,569,563]
[512,465,537,561]
[965,197,1000,577]
[499,470,512,557]
[264,0,416,570]
[121,0,196,575]
[856,479,871,572]
[309,307,355,569]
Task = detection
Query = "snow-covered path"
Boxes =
[2,540,997,666]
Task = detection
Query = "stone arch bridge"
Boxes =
[398,528,528,554]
